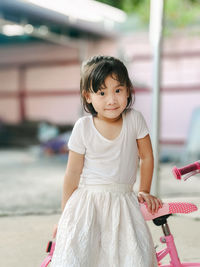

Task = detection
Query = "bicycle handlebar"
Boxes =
[172,161,200,180]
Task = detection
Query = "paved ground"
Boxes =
[1,214,200,267]
[0,148,200,266]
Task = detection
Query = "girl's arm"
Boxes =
[53,150,84,238]
[61,150,84,211]
[136,134,162,214]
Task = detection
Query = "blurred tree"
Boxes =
[97,0,144,12]
[97,0,200,29]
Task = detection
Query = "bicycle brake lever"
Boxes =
[183,169,200,181]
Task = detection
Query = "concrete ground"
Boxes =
[1,214,200,267]
[0,148,200,266]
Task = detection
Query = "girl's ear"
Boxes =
[82,90,92,103]
[126,87,130,98]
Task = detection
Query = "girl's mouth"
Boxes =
[105,107,119,111]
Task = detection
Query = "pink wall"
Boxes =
[121,32,200,144]
[0,32,200,144]
[26,95,81,124]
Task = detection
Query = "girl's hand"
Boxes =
[52,224,58,238]
[137,191,163,215]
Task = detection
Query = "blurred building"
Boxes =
[0,0,126,124]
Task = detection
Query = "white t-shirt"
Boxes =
[68,109,149,185]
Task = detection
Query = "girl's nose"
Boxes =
[107,94,116,104]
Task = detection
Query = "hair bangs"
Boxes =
[91,62,113,93]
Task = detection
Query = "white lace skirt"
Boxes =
[51,183,158,267]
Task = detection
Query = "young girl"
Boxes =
[51,55,162,267]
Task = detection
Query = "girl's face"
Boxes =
[86,74,129,121]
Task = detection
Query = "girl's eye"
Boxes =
[100,91,105,96]
[116,89,120,93]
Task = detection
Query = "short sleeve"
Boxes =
[135,110,149,139]
[68,118,85,154]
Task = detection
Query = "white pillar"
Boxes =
[149,0,165,196]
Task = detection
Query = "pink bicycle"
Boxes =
[40,161,200,267]
[144,160,200,267]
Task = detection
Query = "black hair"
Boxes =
[80,55,134,116]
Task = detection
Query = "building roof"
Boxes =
[0,0,127,46]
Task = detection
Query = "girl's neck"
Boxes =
[93,114,123,141]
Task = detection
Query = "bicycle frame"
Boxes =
[156,219,200,267]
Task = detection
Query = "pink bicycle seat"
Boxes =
[140,202,198,221]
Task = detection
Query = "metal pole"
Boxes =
[149,0,165,196]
